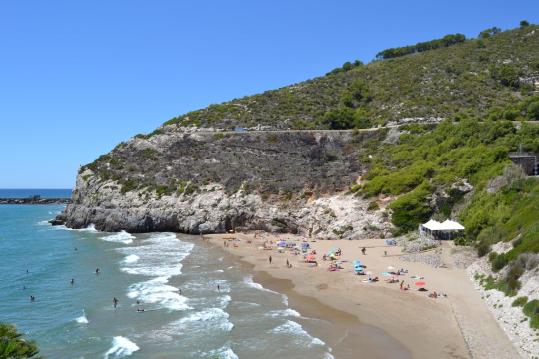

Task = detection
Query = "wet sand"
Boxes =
[204,232,520,359]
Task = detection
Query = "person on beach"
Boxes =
[361,247,366,255]
[113,297,119,308]
[269,255,272,264]
[71,278,74,286]
[179,288,182,295]
[286,259,289,267]
[400,280,404,290]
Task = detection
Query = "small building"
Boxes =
[508,152,537,176]
[419,219,465,240]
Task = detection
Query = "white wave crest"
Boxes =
[53,223,98,232]
[270,320,325,347]
[177,308,234,332]
[266,308,301,318]
[75,310,89,324]
[118,233,193,278]
[242,275,278,294]
[127,276,191,311]
[101,231,135,244]
[205,346,239,359]
[103,336,139,358]
[122,255,139,264]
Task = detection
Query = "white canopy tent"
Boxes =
[420,219,465,240]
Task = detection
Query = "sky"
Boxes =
[0,1,537,188]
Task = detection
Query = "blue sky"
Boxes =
[0,1,537,188]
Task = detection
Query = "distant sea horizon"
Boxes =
[0,188,72,198]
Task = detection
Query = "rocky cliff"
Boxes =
[57,127,392,238]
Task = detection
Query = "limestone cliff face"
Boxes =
[59,127,391,238]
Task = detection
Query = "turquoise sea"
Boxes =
[0,200,334,358]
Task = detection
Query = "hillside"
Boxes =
[157,25,539,131]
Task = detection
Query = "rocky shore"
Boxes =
[54,128,391,237]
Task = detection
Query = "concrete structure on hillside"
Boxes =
[508,152,538,176]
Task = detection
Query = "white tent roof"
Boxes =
[440,219,465,231]
[422,219,464,231]
[422,219,442,230]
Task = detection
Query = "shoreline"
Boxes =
[204,232,521,359]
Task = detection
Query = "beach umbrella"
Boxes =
[415,281,426,287]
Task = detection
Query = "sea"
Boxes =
[0,190,334,358]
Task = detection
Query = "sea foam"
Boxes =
[271,320,326,347]
[101,231,135,244]
[127,276,191,311]
[103,336,139,358]
[176,307,234,332]
[75,310,89,324]
[120,233,194,311]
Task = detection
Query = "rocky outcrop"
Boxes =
[58,128,392,238]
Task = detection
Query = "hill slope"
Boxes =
[157,25,539,130]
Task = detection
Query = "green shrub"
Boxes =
[367,201,380,211]
[512,296,528,307]
[523,300,539,329]
[0,322,40,358]
[491,252,508,272]
[476,240,491,257]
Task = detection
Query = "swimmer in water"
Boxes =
[70,278,75,286]
[113,297,119,308]
[95,268,100,275]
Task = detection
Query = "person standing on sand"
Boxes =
[400,280,404,290]
[269,255,272,264]
[286,259,289,267]
[361,247,366,255]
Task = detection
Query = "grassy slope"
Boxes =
[161,25,539,130]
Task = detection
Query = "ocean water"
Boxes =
[0,204,333,358]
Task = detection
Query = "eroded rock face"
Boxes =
[59,129,392,238]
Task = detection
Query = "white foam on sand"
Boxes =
[103,336,139,358]
[243,275,278,294]
[243,275,288,305]
[101,231,135,244]
[270,320,326,347]
[75,310,89,324]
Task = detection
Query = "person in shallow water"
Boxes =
[217,284,220,292]
[70,278,74,286]
[113,297,119,308]
[95,268,100,275]
[30,295,35,302]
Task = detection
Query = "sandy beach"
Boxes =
[204,232,521,359]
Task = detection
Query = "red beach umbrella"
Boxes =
[415,281,426,287]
